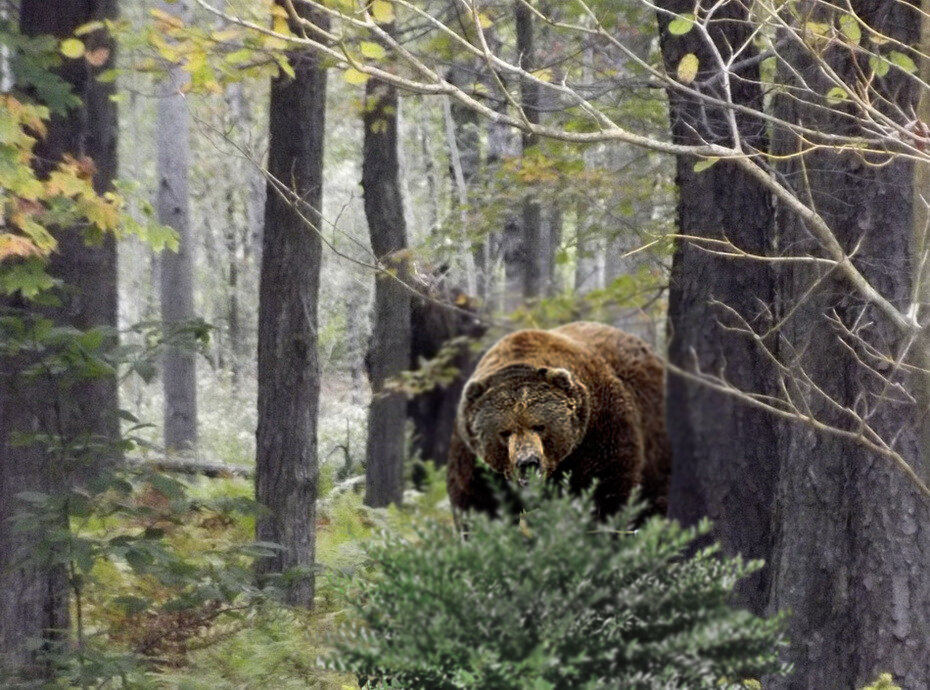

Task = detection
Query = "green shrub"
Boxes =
[329,480,788,689]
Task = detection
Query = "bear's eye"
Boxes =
[499,430,512,440]
[531,424,545,433]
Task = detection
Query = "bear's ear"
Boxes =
[540,367,590,429]
[540,367,576,394]
[462,377,489,409]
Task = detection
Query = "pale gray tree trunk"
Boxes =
[0,0,119,677]
[574,201,604,294]
[156,0,198,453]
[768,3,930,686]
[446,61,485,297]
[363,74,410,508]
[254,2,328,608]
[483,29,520,310]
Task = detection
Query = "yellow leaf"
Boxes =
[371,0,394,23]
[75,21,105,36]
[360,41,386,59]
[677,53,699,84]
[0,234,42,260]
[344,67,369,85]
[60,38,85,59]
[150,8,185,30]
[532,68,553,82]
[477,12,493,29]
[11,213,55,251]
[273,15,293,37]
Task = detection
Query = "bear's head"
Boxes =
[458,364,591,482]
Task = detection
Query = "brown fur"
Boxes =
[447,321,670,519]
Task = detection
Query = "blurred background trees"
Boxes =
[3,0,930,687]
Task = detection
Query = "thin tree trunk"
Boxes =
[768,4,930,686]
[156,0,198,453]
[446,61,485,297]
[0,0,119,676]
[224,186,242,385]
[483,30,520,310]
[574,200,603,295]
[913,2,930,471]
[515,1,542,301]
[363,74,410,508]
[656,1,778,615]
[254,2,328,608]
[543,206,562,296]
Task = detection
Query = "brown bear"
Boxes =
[447,321,669,520]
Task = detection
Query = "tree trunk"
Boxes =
[768,4,930,686]
[363,74,410,508]
[446,62,485,297]
[543,206,562,296]
[0,0,119,676]
[514,1,542,302]
[656,1,778,615]
[156,0,198,453]
[483,31,520,311]
[254,2,327,608]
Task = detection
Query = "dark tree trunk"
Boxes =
[768,4,930,686]
[363,74,410,508]
[156,0,198,453]
[0,0,119,676]
[514,1,542,301]
[656,1,778,614]
[254,2,327,608]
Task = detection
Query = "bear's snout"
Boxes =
[508,432,546,483]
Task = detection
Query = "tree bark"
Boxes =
[254,2,327,608]
[768,4,930,686]
[363,74,410,508]
[0,0,119,676]
[656,1,778,615]
[156,0,198,453]
[514,1,542,302]
[483,29,521,311]
[446,61,486,298]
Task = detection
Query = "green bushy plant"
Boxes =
[328,480,788,689]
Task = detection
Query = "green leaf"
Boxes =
[113,595,149,616]
[677,53,699,84]
[60,38,85,59]
[888,51,917,74]
[804,21,831,37]
[275,54,295,79]
[826,86,848,104]
[0,259,56,298]
[360,41,386,60]
[838,14,861,44]
[668,14,694,35]
[870,55,890,78]
[693,157,718,172]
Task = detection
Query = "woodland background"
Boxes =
[1,0,930,688]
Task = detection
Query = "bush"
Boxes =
[329,480,788,689]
